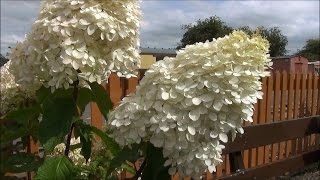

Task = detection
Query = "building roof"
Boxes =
[271,55,309,60]
[140,47,177,56]
[308,61,320,65]
[271,55,296,60]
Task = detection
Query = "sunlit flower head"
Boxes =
[9,0,141,91]
[109,31,272,178]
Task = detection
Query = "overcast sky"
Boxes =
[1,0,319,56]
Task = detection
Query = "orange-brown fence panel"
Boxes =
[264,73,273,164]
[297,74,306,154]
[271,71,281,162]
[256,77,267,166]
[304,73,313,151]
[279,71,288,160]
[19,70,319,180]
[310,74,319,149]
[285,73,295,157]
[291,73,301,155]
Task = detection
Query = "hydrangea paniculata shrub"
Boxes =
[0,60,39,114]
[9,0,141,91]
[109,31,272,178]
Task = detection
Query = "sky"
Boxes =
[1,0,319,56]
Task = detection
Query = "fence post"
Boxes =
[229,151,245,172]
[27,137,39,180]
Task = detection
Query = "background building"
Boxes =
[308,61,320,74]
[270,55,309,74]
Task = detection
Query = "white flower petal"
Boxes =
[219,133,228,143]
[209,112,217,121]
[87,25,97,35]
[213,101,223,111]
[205,159,211,166]
[192,97,202,105]
[210,131,219,138]
[161,91,169,100]
[189,109,200,121]
[208,165,216,173]
[168,167,176,175]
[187,126,196,135]
[71,61,79,70]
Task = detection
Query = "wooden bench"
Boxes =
[220,116,320,179]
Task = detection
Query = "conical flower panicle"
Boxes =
[9,0,141,91]
[109,31,272,178]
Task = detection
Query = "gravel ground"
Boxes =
[276,162,320,180]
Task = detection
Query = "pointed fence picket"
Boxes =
[89,70,320,180]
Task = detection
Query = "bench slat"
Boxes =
[223,116,320,154]
[219,149,320,180]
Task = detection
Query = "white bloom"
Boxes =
[9,0,141,91]
[51,137,89,166]
[0,60,39,114]
[109,31,272,178]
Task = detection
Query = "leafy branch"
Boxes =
[65,79,80,157]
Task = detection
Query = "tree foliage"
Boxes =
[238,26,288,57]
[296,38,320,62]
[178,16,288,57]
[177,16,233,49]
[0,54,9,67]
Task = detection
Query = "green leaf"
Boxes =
[69,143,82,151]
[0,106,40,145]
[89,126,120,156]
[36,86,51,103]
[36,86,73,103]
[80,136,91,162]
[39,94,76,153]
[107,144,140,177]
[0,126,29,144]
[42,138,62,154]
[121,162,135,175]
[89,82,112,120]
[74,122,92,161]
[76,88,94,115]
[4,106,40,126]
[34,156,74,180]
[0,152,42,173]
[141,143,170,180]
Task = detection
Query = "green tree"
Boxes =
[0,54,8,67]
[177,15,288,57]
[238,26,288,57]
[296,38,319,62]
[177,16,233,49]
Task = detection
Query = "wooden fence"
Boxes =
[28,70,320,179]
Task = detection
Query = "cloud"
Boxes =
[1,0,40,54]
[140,0,319,54]
[1,34,25,55]
[1,0,319,55]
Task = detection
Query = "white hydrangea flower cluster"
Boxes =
[51,137,89,166]
[109,31,272,178]
[0,60,38,114]
[9,0,141,91]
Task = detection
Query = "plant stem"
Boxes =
[64,124,74,156]
[64,80,79,156]
[132,159,147,180]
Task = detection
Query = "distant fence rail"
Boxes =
[25,70,320,179]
